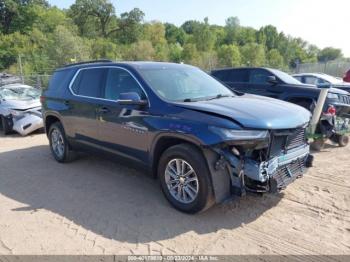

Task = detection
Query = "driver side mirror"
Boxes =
[117,92,148,106]
[267,76,278,85]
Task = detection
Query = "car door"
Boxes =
[247,68,282,98]
[65,67,106,144]
[96,67,150,163]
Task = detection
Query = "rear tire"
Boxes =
[48,122,76,163]
[0,115,12,135]
[335,134,349,147]
[158,143,214,214]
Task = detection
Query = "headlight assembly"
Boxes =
[209,126,269,141]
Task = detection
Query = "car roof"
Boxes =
[212,67,274,72]
[292,73,326,78]
[56,61,194,72]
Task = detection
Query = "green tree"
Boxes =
[240,43,266,66]
[68,0,117,37]
[181,20,201,34]
[0,0,48,34]
[217,44,241,67]
[143,21,166,46]
[48,25,89,66]
[116,8,144,44]
[267,49,284,68]
[318,47,343,62]
[193,18,216,52]
[168,43,183,63]
[165,23,186,45]
[124,40,155,61]
[225,16,240,44]
[182,43,199,64]
[90,37,118,60]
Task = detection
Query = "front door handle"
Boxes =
[97,107,110,114]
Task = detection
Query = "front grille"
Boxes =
[339,95,350,105]
[269,128,307,157]
[286,128,306,150]
[271,158,305,192]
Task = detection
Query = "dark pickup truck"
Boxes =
[211,67,350,149]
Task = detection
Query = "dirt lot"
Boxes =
[0,133,349,255]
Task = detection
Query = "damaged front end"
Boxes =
[205,126,313,202]
[5,107,43,136]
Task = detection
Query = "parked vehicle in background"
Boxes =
[211,67,350,149]
[42,61,313,213]
[293,73,350,92]
[0,73,22,86]
[343,69,350,83]
[0,84,43,136]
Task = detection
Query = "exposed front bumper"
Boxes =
[12,114,43,136]
[221,144,311,195]
[7,108,44,136]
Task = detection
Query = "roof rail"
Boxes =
[63,59,113,68]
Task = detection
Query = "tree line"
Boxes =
[0,0,345,75]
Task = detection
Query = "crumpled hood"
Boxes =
[0,99,41,110]
[174,95,311,129]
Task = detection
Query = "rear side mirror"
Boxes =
[267,76,278,85]
[118,92,148,106]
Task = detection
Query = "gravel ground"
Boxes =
[0,133,349,255]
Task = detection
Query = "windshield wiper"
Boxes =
[206,94,233,101]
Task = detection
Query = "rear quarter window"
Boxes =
[46,69,76,96]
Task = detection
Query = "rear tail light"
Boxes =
[40,96,45,104]
[324,105,336,116]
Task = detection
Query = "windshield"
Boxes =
[138,66,233,102]
[0,86,40,100]
[318,74,343,84]
[270,69,303,85]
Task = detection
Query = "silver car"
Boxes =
[0,84,43,136]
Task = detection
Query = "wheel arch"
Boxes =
[150,133,204,178]
[44,113,62,136]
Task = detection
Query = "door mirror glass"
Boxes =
[267,76,278,85]
[118,92,148,106]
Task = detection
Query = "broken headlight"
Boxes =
[210,126,269,141]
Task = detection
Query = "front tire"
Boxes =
[0,115,12,135]
[158,144,214,214]
[48,122,76,163]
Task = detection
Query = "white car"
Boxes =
[0,84,43,136]
[293,73,350,93]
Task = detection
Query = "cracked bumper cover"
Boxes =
[204,143,313,203]
[9,109,44,136]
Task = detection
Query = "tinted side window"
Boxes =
[104,68,146,100]
[71,68,105,98]
[249,69,273,84]
[227,69,249,82]
[212,70,230,81]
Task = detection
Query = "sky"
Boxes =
[48,0,350,57]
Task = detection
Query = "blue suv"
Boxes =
[41,61,313,213]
